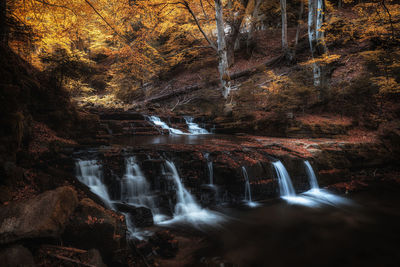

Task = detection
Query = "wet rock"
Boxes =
[0,186,78,244]
[0,245,35,267]
[114,203,154,227]
[149,230,178,258]
[63,198,126,261]
[88,248,107,267]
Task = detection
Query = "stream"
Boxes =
[74,115,400,266]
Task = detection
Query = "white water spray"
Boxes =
[76,160,113,208]
[184,117,210,134]
[272,161,318,207]
[302,160,352,206]
[204,153,214,185]
[242,166,259,207]
[121,157,167,223]
[160,160,224,225]
[147,116,185,135]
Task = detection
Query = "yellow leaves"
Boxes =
[372,76,400,94]
[262,70,290,93]
[301,54,341,66]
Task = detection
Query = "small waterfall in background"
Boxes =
[160,160,224,225]
[242,166,259,207]
[76,160,113,208]
[272,161,318,207]
[147,115,185,135]
[302,160,352,206]
[121,157,166,223]
[184,116,210,134]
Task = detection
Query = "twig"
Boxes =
[42,245,87,254]
[47,253,96,267]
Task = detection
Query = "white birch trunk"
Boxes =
[215,0,231,99]
[308,0,321,86]
[280,0,288,51]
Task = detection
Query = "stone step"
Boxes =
[98,112,145,120]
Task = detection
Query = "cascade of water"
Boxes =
[121,157,165,222]
[272,161,317,207]
[204,153,214,185]
[302,160,352,206]
[160,160,224,225]
[123,212,152,241]
[184,116,209,134]
[147,115,185,135]
[304,160,319,189]
[242,166,259,207]
[272,161,296,197]
[75,160,113,208]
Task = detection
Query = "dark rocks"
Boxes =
[99,112,144,121]
[114,203,154,227]
[0,186,78,244]
[63,198,126,260]
[149,230,178,258]
[87,248,107,267]
[0,245,35,267]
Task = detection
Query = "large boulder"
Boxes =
[0,186,78,244]
[62,198,127,261]
[0,245,35,267]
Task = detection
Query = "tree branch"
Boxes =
[33,0,77,16]
[83,0,127,42]
[171,1,217,51]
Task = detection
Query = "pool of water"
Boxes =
[111,134,245,146]
[158,187,400,267]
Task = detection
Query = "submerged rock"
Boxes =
[0,186,78,244]
[114,202,154,227]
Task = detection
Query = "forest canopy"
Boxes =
[3,0,399,110]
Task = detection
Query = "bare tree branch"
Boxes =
[170,1,217,51]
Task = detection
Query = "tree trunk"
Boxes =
[215,0,231,99]
[247,0,262,54]
[295,0,304,47]
[308,0,327,90]
[280,0,288,51]
[0,0,7,44]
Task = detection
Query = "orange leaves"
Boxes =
[86,215,104,225]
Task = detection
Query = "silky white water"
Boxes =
[242,166,259,207]
[76,160,113,208]
[184,116,209,134]
[304,160,319,189]
[121,157,167,223]
[204,153,214,185]
[302,160,352,206]
[272,161,318,207]
[147,115,185,135]
[159,160,224,226]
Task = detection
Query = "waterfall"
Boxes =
[304,160,319,189]
[242,166,259,207]
[204,153,214,185]
[302,160,352,206]
[272,161,296,197]
[160,160,224,225]
[76,160,113,208]
[121,157,166,222]
[123,212,152,241]
[272,161,317,207]
[184,116,209,134]
[147,115,185,135]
